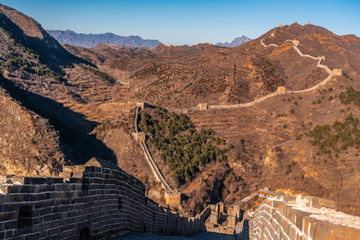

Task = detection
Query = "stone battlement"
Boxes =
[236,192,360,240]
[0,158,205,239]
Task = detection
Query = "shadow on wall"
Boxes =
[237,220,249,240]
[116,231,235,240]
[0,73,117,165]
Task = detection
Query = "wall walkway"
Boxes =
[236,194,360,240]
[133,106,173,193]
[0,161,206,239]
[171,25,342,114]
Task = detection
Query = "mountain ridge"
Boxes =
[48,29,162,48]
[216,35,252,47]
[2,2,360,218]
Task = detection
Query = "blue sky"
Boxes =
[1,0,359,45]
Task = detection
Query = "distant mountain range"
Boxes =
[48,30,162,48]
[216,35,251,47]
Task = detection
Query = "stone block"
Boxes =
[289,224,297,239]
[3,220,17,229]
[4,230,14,238]
[295,212,304,231]
[228,215,237,228]
[28,177,47,185]
[218,202,224,213]
[209,213,218,224]
[0,212,15,221]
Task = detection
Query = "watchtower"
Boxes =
[198,103,208,110]
[294,20,298,24]
[277,86,286,94]
[320,56,326,63]
[132,132,146,142]
[164,191,181,204]
[278,24,283,27]
[136,102,145,109]
[307,21,310,25]
[333,69,342,76]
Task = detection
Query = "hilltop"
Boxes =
[48,30,162,48]
[0,4,154,184]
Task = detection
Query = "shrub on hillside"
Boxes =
[305,114,360,155]
[139,108,228,185]
[78,64,116,84]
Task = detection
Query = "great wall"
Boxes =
[126,23,360,240]
[0,22,359,239]
[132,21,344,200]
[0,158,209,239]
[1,160,360,239]
[235,189,360,240]
[132,103,181,204]
[170,22,342,114]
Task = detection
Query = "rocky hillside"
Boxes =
[67,23,359,110]
[48,30,162,48]
[183,26,360,215]
[216,35,251,47]
[66,22,360,216]
[0,76,64,176]
[0,4,153,183]
[0,5,78,71]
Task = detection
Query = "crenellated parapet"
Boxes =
[0,158,205,239]
[235,191,360,240]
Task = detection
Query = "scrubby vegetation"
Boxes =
[139,108,227,185]
[254,58,285,91]
[78,64,116,84]
[339,86,360,105]
[131,64,161,79]
[306,114,360,155]
[0,41,60,80]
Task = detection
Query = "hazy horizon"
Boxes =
[1,0,360,45]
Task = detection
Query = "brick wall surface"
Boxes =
[0,165,206,240]
[236,198,360,240]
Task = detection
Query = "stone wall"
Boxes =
[0,163,205,240]
[236,195,360,240]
